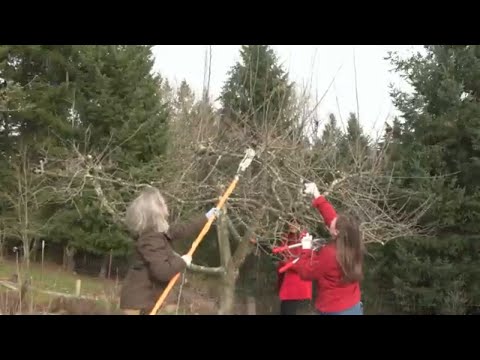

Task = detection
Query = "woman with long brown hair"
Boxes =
[290,182,364,315]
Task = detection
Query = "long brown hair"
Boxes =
[334,214,364,283]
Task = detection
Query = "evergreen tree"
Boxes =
[175,80,195,113]
[220,45,295,135]
[0,45,78,265]
[0,45,77,152]
[338,112,370,168]
[73,45,169,165]
[58,46,169,269]
[366,45,480,314]
[320,113,342,147]
[10,45,173,272]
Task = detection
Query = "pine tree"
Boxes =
[0,45,77,150]
[0,45,79,265]
[175,80,195,112]
[378,117,402,165]
[220,45,294,135]
[338,112,370,168]
[43,45,171,272]
[366,45,480,314]
[320,113,342,147]
[73,45,169,165]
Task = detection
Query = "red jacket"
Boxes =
[277,230,312,301]
[292,196,361,313]
[312,195,337,228]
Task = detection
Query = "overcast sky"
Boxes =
[152,45,424,138]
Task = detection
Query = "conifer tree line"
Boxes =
[1,45,478,314]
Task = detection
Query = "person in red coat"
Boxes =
[291,182,364,315]
[276,217,313,315]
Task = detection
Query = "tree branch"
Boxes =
[226,216,242,243]
[171,250,225,275]
[188,263,225,275]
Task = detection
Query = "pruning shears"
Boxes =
[272,238,325,254]
[274,238,326,274]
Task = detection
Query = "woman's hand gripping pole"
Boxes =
[149,148,256,315]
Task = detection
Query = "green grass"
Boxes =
[0,258,119,313]
[0,258,224,314]
[0,259,115,295]
[0,258,210,314]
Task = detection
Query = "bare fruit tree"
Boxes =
[148,85,432,314]
[0,146,56,268]
[32,77,431,314]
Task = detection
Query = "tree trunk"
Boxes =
[0,230,4,260]
[219,267,236,315]
[219,238,256,315]
[98,254,109,278]
[217,206,234,315]
[226,222,258,312]
[31,238,38,263]
[216,208,262,315]
[64,246,76,273]
[108,249,113,279]
[22,236,30,269]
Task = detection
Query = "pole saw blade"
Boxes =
[237,148,255,173]
[148,147,256,315]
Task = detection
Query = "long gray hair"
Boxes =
[125,186,170,236]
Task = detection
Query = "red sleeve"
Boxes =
[312,196,337,228]
[291,246,330,280]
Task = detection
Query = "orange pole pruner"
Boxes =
[149,148,256,315]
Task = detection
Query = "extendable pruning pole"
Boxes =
[149,148,256,315]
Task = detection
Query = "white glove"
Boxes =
[300,233,313,250]
[303,182,320,198]
[181,254,192,267]
[205,207,220,220]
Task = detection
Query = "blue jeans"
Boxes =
[317,302,363,315]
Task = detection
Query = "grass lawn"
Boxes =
[0,258,119,313]
[0,258,225,314]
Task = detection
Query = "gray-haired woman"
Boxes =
[120,187,219,315]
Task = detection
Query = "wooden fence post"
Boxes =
[75,279,81,297]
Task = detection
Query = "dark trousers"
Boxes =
[280,300,302,315]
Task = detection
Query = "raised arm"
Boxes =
[303,182,338,228]
[166,215,207,242]
[312,196,337,228]
[137,233,187,282]
[166,208,219,242]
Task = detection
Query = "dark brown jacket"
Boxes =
[119,215,207,312]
